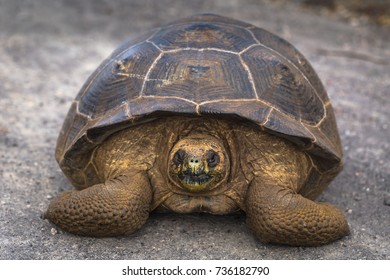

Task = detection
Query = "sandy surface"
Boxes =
[0,0,389,259]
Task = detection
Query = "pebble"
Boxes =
[50,228,58,235]
[353,193,362,201]
[384,194,390,206]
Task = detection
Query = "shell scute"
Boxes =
[263,109,313,148]
[241,45,325,125]
[77,42,161,118]
[250,26,329,102]
[128,97,197,118]
[199,100,270,124]
[143,50,256,102]
[150,20,256,52]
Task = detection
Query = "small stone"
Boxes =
[384,194,390,206]
[353,192,362,201]
[46,194,53,199]
[50,228,58,235]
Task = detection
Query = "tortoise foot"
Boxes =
[246,181,349,246]
[45,173,152,237]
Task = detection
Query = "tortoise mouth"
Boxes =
[178,169,214,190]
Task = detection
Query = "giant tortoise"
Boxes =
[45,14,349,246]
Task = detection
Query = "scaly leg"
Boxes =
[45,172,152,237]
[245,179,349,246]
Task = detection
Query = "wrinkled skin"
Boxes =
[45,117,349,246]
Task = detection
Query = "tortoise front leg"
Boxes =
[245,179,349,246]
[45,172,152,237]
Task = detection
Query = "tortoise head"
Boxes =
[168,135,229,192]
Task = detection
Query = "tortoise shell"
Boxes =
[56,14,342,188]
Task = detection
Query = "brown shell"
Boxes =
[56,14,342,188]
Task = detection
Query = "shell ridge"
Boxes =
[195,104,201,115]
[163,47,238,55]
[261,107,273,126]
[307,154,324,175]
[139,51,164,96]
[199,98,261,105]
[239,54,259,99]
[75,100,92,120]
[142,95,199,105]
[83,147,99,173]
[147,40,164,52]
[313,101,331,128]
[238,43,259,55]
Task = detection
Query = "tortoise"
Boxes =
[45,14,349,246]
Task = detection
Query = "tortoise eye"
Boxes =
[207,150,219,167]
[173,149,186,165]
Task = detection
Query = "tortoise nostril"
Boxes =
[190,158,199,164]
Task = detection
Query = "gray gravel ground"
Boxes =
[0,0,389,259]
